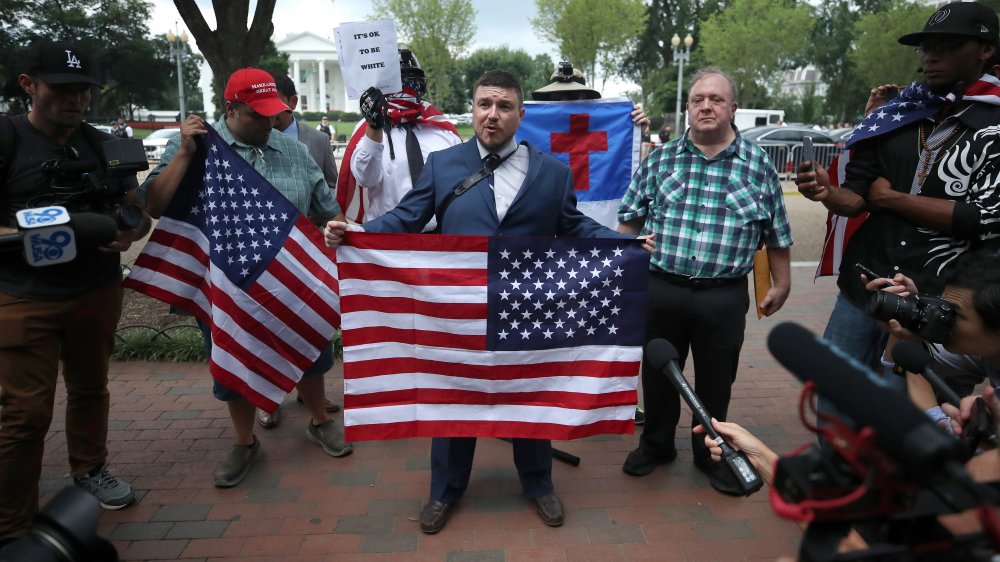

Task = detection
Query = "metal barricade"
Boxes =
[756,143,790,176]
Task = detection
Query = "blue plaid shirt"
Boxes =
[618,128,792,278]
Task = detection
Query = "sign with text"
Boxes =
[334,19,402,99]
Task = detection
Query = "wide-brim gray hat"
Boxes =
[531,81,601,101]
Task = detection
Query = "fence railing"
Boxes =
[756,142,840,178]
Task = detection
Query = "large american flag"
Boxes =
[124,127,340,412]
[338,233,649,441]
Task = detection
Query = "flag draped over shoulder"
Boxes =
[520,98,640,229]
[816,151,868,278]
[338,233,649,441]
[123,127,340,412]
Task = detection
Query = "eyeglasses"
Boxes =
[913,38,972,56]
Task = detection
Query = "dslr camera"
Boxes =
[0,487,118,562]
[31,138,148,231]
[865,291,955,343]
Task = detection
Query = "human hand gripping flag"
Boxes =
[124,127,340,412]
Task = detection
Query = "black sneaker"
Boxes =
[694,458,744,496]
[74,463,135,510]
[622,446,676,476]
[634,406,645,425]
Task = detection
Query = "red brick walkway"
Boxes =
[39,267,839,561]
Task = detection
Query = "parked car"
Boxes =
[742,126,838,173]
[828,127,857,148]
[90,124,114,135]
[142,128,181,162]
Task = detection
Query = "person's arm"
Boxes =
[694,419,780,485]
[795,162,868,216]
[866,177,956,233]
[350,131,387,192]
[143,115,208,218]
[760,246,790,316]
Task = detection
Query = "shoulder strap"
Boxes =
[0,116,15,218]
[78,122,110,176]
[433,147,520,233]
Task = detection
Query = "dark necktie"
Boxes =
[483,153,501,188]
[402,122,423,186]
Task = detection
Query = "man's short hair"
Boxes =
[688,67,739,103]
[273,73,297,99]
[473,69,524,106]
[946,250,1000,333]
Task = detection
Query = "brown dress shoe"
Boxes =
[419,499,451,534]
[256,408,280,429]
[534,493,564,526]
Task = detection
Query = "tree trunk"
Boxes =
[173,0,278,113]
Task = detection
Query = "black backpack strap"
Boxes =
[0,116,16,221]
[433,144,521,233]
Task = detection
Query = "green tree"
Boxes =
[460,47,553,104]
[149,35,205,118]
[0,0,166,116]
[699,0,814,108]
[372,0,476,112]
[621,0,728,123]
[531,0,646,91]
[849,2,927,104]
[174,0,278,106]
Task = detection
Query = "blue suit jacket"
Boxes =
[363,138,631,239]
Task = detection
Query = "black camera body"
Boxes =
[864,291,955,343]
[33,138,147,231]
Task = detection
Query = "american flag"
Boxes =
[338,233,649,441]
[816,151,868,278]
[124,127,340,412]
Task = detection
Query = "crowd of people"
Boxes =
[1,0,999,557]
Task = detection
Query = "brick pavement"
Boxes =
[37,266,840,561]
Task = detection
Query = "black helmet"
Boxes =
[399,48,426,97]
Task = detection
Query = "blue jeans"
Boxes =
[196,319,334,401]
[818,294,892,429]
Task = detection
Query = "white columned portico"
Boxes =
[292,59,301,92]
[318,59,328,113]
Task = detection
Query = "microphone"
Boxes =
[646,338,764,496]
[891,341,962,407]
[766,323,972,487]
[0,207,118,266]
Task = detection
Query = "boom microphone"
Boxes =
[646,338,764,496]
[892,341,963,407]
[0,207,117,266]
[766,323,980,501]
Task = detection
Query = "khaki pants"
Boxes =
[0,279,122,540]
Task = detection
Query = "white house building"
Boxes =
[275,32,359,114]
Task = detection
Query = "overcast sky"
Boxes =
[148,0,638,107]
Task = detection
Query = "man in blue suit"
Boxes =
[326,69,652,534]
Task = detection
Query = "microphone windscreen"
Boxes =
[645,338,679,371]
[69,213,118,249]
[892,341,932,375]
[766,322,960,469]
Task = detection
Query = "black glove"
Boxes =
[360,86,387,130]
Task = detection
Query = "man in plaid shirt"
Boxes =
[617,67,792,495]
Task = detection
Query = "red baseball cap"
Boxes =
[224,68,290,117]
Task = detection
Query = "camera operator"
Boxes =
[863,250,1000,437]
[0,41,151,545]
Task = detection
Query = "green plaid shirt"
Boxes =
[143,119,341,221]
[618,129,792,278]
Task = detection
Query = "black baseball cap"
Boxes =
[899,2,999,46]
[21,41,102,86]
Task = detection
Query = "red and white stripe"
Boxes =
[337,233,640,441]
[124,215,340,411]
[816,150,868,278]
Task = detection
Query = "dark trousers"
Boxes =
[429,437,553,503]
[638,275,749,464]
[0,279,122,540]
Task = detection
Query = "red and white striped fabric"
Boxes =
[124,127,340,412]
[337,233,647,441]
[816,150,868,278]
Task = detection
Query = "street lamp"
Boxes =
[166,24,189,119]
[671,33,694,137]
